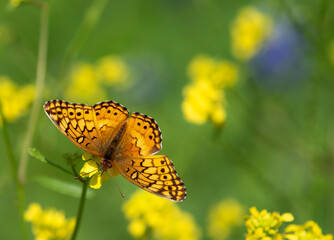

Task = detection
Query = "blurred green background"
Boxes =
[1,0,334,239]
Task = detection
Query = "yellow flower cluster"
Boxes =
[245,207,294,240]
[0,76,35,126]
[245,207,333,240]
[123,190,201,240]
[65,55,130,104]
[285,221,333,240]
[79,153,119,189]
[24,202,76,240]
[207,198,244,240]
[182,55,238,126]
[231,6,273,61]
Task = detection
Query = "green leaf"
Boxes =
[28,148,47,163]
[34,175,95,199]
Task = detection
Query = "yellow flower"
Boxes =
[285,220,333,240]
[123,190,201,240]
[128,219,146,238]
[245,207,294,240]
[188,55,238,88]
[96,55,130,88]
[65,62,106,104]
[182,55,238,126]
[231,6,273,61]
[79,153,119,189]
[182,81,226,125]
[24,202,76,240]
[0,76,35,126]
[65,56,131,103]
[188,55,216,80]
[207,198,244,240]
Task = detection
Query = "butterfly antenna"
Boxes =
[107,169,125,199]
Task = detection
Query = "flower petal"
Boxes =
[80,160,98,178]
[89,173,102,189]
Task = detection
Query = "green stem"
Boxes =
[18,2,49,183]
[71,180,89,240]
[0,106,28,240]
[46,159,74,176]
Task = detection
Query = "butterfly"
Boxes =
[43,100,186,202]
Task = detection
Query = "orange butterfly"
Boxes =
[43,100,186,202]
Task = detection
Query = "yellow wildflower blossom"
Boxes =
[24,202,75,240]
[207,198,244,240]
[65,62,106,104]
[65,56,131,103]
[96,55,130,88]
[231,6,273,61]
[79,153,119,189]
[188,55,216,80]
[285,220,333,240]
[245,207,294,240]
[0,76,35,126]
[182,55,238,126]
[182,81,226,125]
[188,55,238,88]
[123,190,201,240]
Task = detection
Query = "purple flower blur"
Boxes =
[251,20,309,89]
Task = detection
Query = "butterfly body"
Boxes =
[44,100,186,202]
[100,122,127,170]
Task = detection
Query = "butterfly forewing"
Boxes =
[118,112,162,156]
[93,101,129,153]
[114,155,186,201]
[44,100,105,156]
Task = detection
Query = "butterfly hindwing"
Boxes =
[114,155,186,201]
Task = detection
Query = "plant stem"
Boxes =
[0,106,28,240]
[18,2,49,183]
[71,180,89,240]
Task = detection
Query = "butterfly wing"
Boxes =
[114,155,186,201]
[93,101,129,154]
[114,112,186,201]
[117,112,162,156]
[43,100,128,157]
